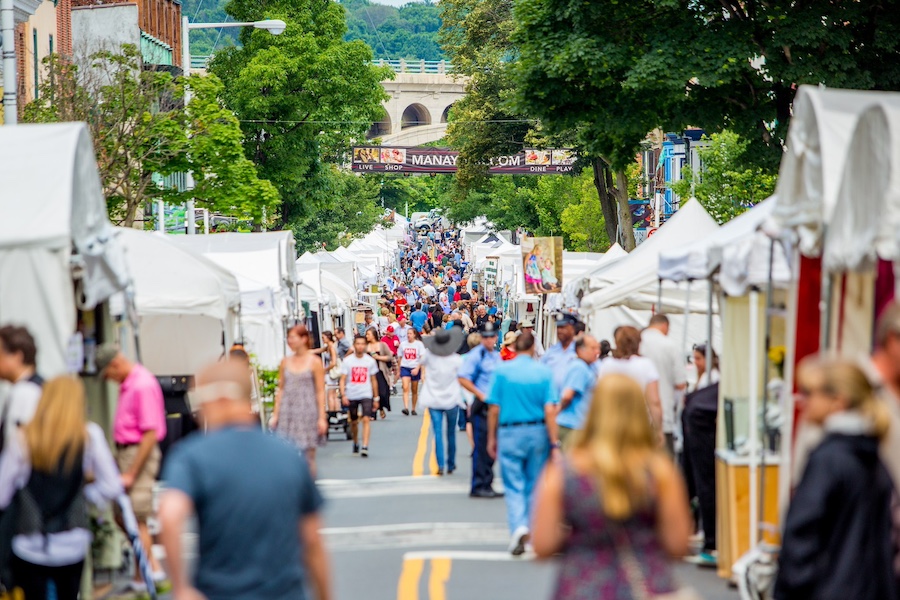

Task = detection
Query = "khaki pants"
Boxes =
[558,426,577,451]
[115,444,160,520]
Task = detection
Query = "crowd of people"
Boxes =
[2,219,900,600]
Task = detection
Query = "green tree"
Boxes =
[560,170,611,252]
[343,0,445,61]
[440,0,533,195]
[511,0,685,250]
[23,46,277,228]
[629,1,900,171]
[210,0,392,251]
[671,131,776,224]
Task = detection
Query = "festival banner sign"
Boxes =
[351,147,577,175]
[522,237,563,295]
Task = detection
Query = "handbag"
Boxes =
[613,529,702,600]
[328,360,342,381]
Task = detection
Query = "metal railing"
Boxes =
[374,59,454,74]
[189,56,455,74]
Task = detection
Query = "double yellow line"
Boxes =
[397,557,452,600]
[412,410,438,476]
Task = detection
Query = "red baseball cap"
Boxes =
[386,325,395,333]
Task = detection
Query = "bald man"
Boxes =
[158,360,332,600]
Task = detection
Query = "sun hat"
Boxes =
[423,327,465,357]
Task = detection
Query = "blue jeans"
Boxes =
[498,425,550,534]
[429,407,459,471]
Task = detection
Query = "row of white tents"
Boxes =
[0,123,407,392]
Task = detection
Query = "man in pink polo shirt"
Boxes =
[96,343,168,590]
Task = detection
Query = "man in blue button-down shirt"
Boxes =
[458,323,502,498]
[486,332,557,555]
[541,313,578,394]
[556,334,600,449]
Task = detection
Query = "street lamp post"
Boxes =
[180,17,286,234]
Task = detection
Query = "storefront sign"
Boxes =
[351,147,577,174]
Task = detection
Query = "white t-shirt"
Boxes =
[399,340,426,369]
[597,356,660,391]
[1,377,41,443]
[341,354,378,400]
[640,329,687,433]
[422,284,437,298]
[419,352,464,410]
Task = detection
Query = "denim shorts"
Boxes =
[400,366,421,381]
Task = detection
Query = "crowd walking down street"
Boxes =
[3,215,900,600]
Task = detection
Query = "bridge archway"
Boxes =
[367,110,392,139]
[401,103,432,129]
[441,103,455,124]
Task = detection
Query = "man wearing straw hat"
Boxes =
[420,327,467,476]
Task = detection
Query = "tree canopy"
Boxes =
[344,0,444,61]
[24,45,278,228]
[211,0,392,252]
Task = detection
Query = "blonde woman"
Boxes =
[532,374,691,599]
[0,377,122,599]
[775,358,895,600]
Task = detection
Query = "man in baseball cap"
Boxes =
[518,319,543,358]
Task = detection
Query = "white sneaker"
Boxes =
[508,526,530,556]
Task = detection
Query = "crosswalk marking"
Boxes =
[321,522,509,551]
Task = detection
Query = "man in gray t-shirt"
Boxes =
[159,361,330,600]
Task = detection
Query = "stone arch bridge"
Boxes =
[368,60,466,146]
[190,57,466,146]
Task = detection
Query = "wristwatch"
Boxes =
[551,441,562,450]
[374,396,380,401]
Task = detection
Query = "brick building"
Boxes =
[12,0,71,111]
[72,0,181,61]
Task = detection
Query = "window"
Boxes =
[32,29,38,99]
[49,34,53,56]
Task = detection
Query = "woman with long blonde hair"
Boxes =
[775,358,895,599]
[0,376,122,599]
[532,374,691,599]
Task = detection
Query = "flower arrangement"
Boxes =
[768,345,786,377]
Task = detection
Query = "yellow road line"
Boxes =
[412,410,432,476]
[428,558,452,600]
[396,557,424,600]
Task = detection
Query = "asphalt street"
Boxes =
[315,394,740,600]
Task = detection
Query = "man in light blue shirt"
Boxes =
[458,322,502,498]
[541,313,578,394]
[410,303,429,333]
[555,334,600,449]
[486,332,556,555]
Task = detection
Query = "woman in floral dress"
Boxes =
[532,374,692,599]
[271,324,327,475]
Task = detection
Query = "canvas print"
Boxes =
[522,237,563,294]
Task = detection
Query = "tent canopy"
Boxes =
[118,229,240,319]
[825,99,900,272]
[771,86,900,256]
[0,123,128,376]
[581,200,719,312]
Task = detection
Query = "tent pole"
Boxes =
[748,289,761,549]
[820,225,833,352]
[757,237,777,542]
[705,278,713,383]
[681,280,692,363]
[657,278,663,314]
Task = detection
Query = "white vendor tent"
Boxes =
[117,228,240,376]
[825,101,900,273]
[580,200,720,349]
[547,246,628,312]
[167,231,299,369]
[770,85,900,255]
[0,123,129,377]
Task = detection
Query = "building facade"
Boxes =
[72,0,180,62]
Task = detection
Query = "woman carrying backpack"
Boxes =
[0,376,122,600]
